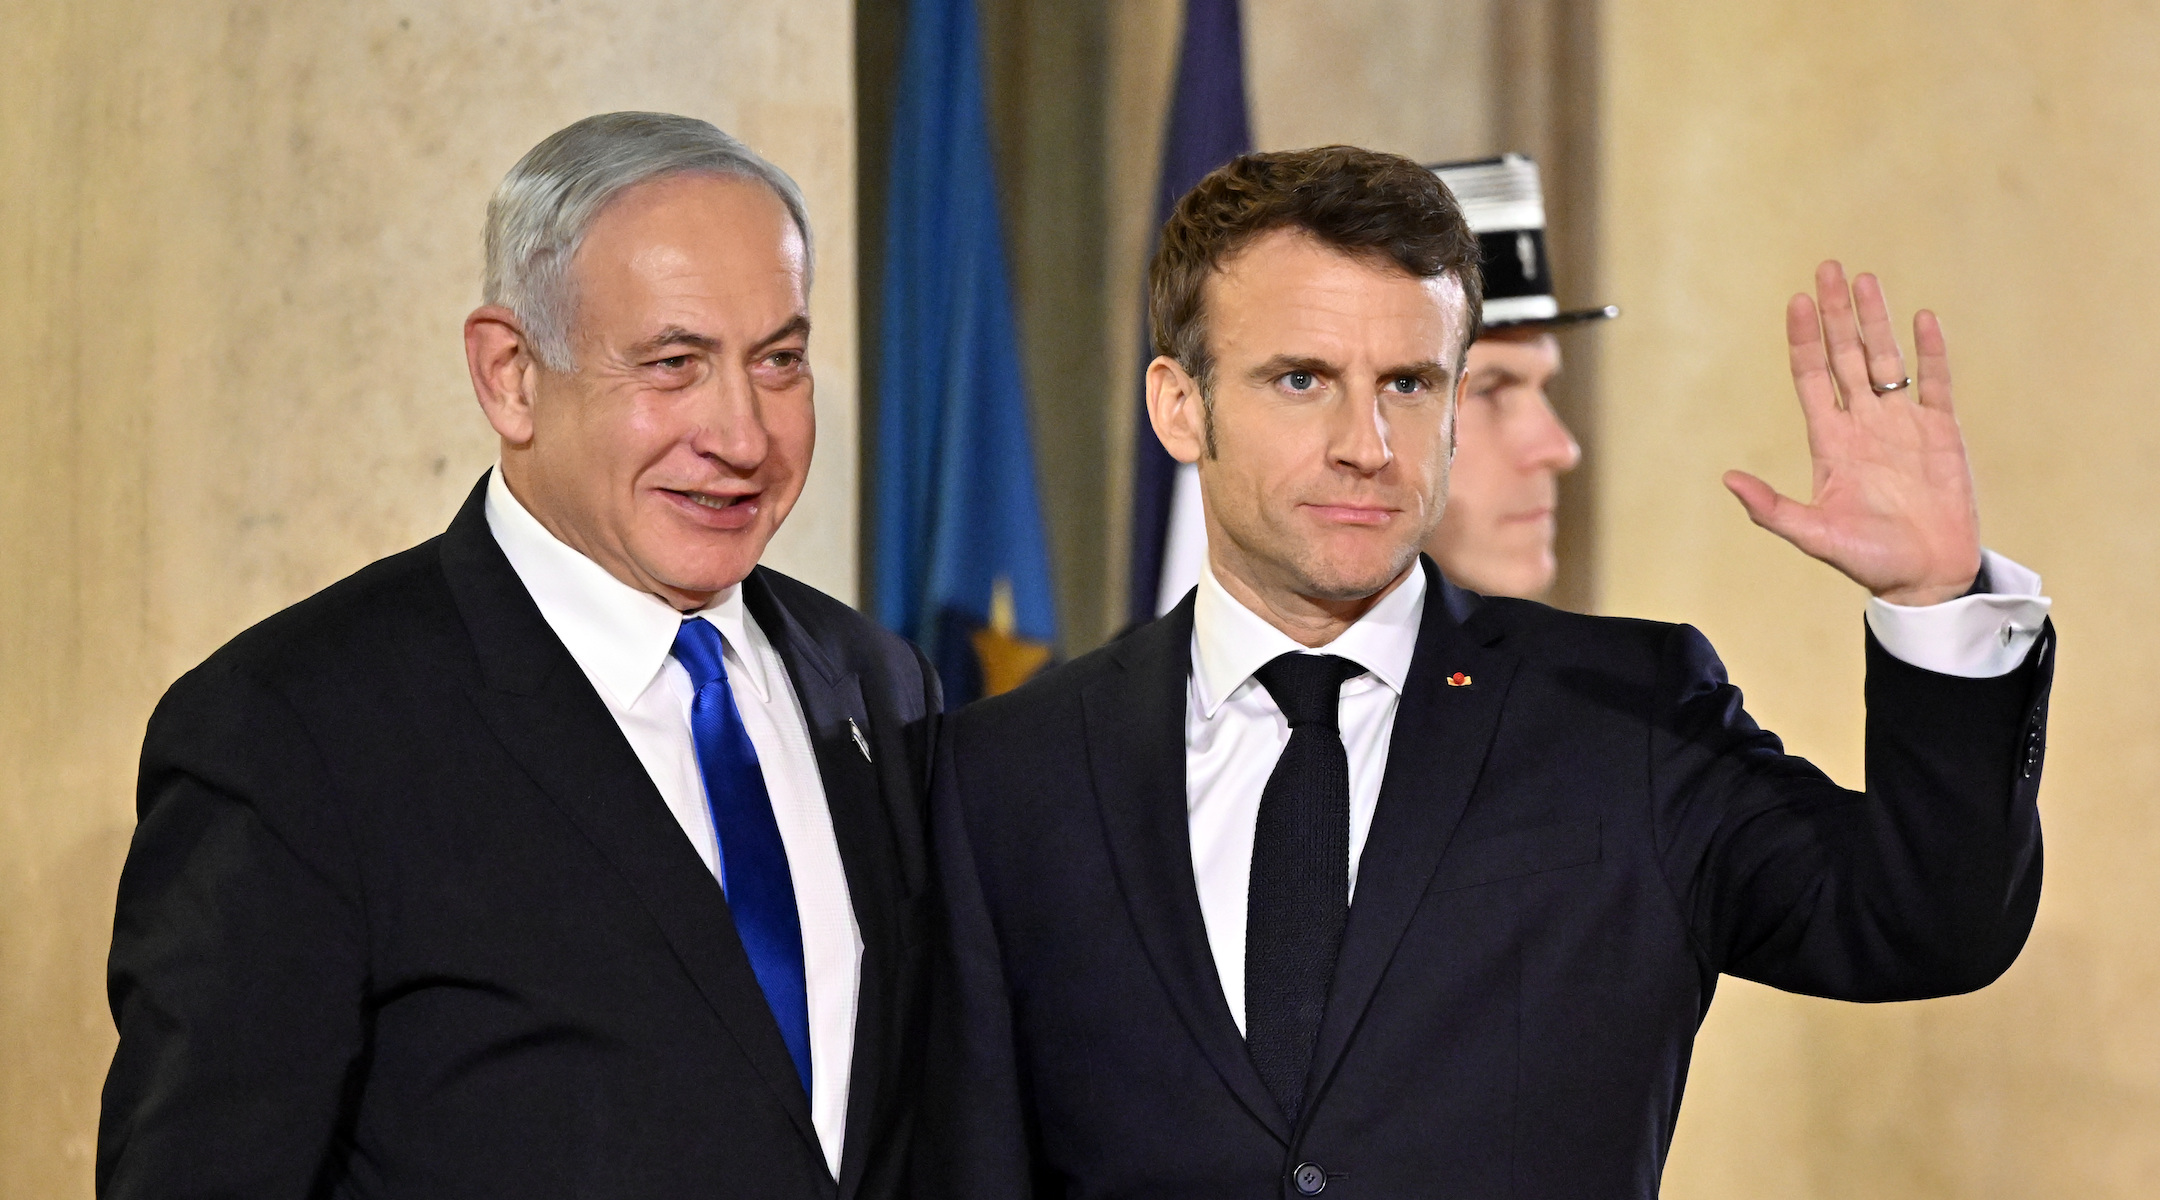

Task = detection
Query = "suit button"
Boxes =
[1293,1162,1328,1195]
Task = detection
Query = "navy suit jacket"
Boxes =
[101,477,942,1200]
[925,558,2051,1199]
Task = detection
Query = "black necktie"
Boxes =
[1245,651,1366,1123]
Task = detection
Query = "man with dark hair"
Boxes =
[925,145,2052,1197]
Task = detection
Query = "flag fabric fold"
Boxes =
[874,0,1059,704]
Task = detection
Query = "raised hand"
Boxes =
[1723,261,1982,607]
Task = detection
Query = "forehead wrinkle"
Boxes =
[1210,236,1470,380]
[1238,309,1460,380]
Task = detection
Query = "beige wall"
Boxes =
[1243,0,1495,160]
[1599,3,2160,1196]
[0,2,855,1193]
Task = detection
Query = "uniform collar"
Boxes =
[1190,557,1426,719]
[483,466,770,709]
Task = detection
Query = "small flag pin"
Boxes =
[1446,672,1473,687]
[848,718,873,762]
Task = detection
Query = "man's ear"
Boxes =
[1145,355,1207,465]
[465,306,542,446]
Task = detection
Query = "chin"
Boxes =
[643,544,767,601]
[1295,543,1422,601]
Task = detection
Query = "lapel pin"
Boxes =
[848,718,873,763]
[1446,672,1473,687]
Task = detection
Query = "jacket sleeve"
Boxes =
[1653,619,2053,1001]
[99,663,370,1199]
[915,716,1044,1200]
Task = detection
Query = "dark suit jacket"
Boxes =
[926,558,2051,1199]
[100,476,941,1200]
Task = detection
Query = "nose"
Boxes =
[1329,382,1394,474]
[696,362,772,471]
[1519,390,1581,475]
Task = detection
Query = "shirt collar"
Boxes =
[483,466,769,708]
[1190,557,1426,719]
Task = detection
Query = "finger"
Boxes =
[1815,260,1874,411]
[1913,308,1955,413]
[1852,272,1909,394]
[1723,470,1831,556]
[1785,293,1840,426]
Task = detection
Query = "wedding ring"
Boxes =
[1870,376,1914,394]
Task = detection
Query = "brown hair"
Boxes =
[1148,145,1484,398]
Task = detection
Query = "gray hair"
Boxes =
[483,111,815,371]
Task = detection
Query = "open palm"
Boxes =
[1723,261,1981,607]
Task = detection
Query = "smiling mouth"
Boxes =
[681,491,751,509]
[663,487,757,508]
[658,487,765,530]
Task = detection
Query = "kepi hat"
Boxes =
[1429,153,1618,331]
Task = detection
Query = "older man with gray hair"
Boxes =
[98,112,940,1200]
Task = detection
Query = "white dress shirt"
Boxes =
[485,468,859,1178]
[1186,551,2051,1035]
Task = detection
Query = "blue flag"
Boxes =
[874,0,1058,705]
[1129,0,1252,624]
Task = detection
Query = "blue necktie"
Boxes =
[672,618,812,1095]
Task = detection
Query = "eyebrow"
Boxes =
[749,314,812,353]
[1380,358,1452,381]
[625,314,811,360]
[626,326,723,358]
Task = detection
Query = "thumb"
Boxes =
[1723,470,1826,552]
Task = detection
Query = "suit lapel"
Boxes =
[435,482,826,1170]
[1304,558,1517,1112]
[1083,597,1292,1145]
[742,572,895,1200]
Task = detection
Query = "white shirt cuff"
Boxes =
[1864,549,2051,679]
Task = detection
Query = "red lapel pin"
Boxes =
[1446,672,1472,687]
